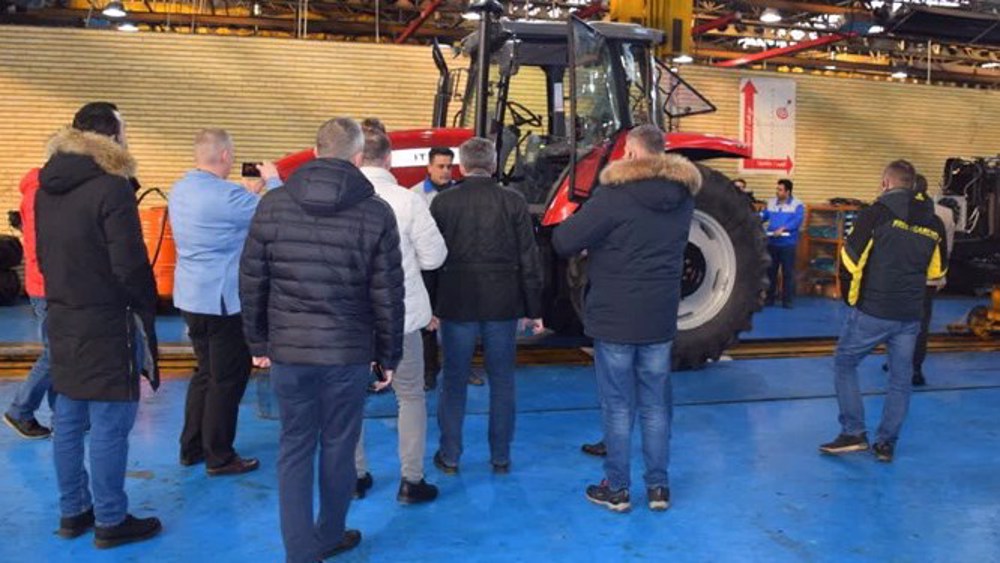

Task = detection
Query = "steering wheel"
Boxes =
[506,100,543,128]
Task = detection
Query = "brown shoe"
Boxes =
[206,456,260,477]
[318,529,361,559]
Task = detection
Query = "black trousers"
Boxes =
[767,245,797,305]
[180,312,252,468]
[913,286,937,375]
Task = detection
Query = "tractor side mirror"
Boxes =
[497,40,521,77]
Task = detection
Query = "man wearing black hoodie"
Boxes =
[35,102,161,548]
[240,117,404,563]
[553,125,701,513]
[819,160,948,463]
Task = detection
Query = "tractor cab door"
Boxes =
[652,58,716,131]
[566,16,626,203]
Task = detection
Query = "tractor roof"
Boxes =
[461,20,664,58]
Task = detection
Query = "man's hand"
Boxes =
[774,227,786,235]
[259,161,280,185]
[252,356,271,369]
[426,316,440,332]
[242,178,266,194]
[520,318,545,335]
[372,369,394,392]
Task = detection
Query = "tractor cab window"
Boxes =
[572,28,622,152]
[620,42,656,127]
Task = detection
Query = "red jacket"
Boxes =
[20,168,44,297]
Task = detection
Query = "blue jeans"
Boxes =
[6,297,55,422]
[594,339,673,491]
[271,362,368,563]
[52,395,138,527]
[437,320,518,466]
[767,244,797,305]
[834,308,919,445]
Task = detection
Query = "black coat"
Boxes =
[429,175,544,321]
[553,154,701,344]
[239,158,405,369]
[36,128,159,402]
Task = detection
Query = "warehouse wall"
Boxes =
[0,25,440,229]
[3,24,1000,231]
[679,66,1000,203]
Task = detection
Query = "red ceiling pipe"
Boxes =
[574,0,605,20]
[692,13,740,37]
[395,0,444,44]
[714,32,855,67]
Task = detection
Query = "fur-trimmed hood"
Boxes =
[40,127,136,195]
[599,154,702,195]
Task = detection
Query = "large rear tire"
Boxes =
[568,165,770,370]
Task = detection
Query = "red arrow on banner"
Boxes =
[745,156,794,173]
[741,80,757,148]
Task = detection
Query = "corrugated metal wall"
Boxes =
[0,25,439,225]
[678,66,1000,203]
[2,25,1000,230]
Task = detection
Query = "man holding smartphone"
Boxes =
[240,117,404,562]
[169,129,280,476]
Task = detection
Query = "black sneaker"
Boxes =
[397,479,439,505]
[491,461,510,475]
[647,487,671,511]
[3,413,51,440]
[318,529,361,559]
[585,480,630,513]
[93,514,162,549]
[433,451,458,475]
[354,472,373,499]
[873,442,894,463]
[58,508,95,539]
[819,433,869,455]
[581,441,607,457]
[912,373,927,386]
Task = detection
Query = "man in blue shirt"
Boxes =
[762,179,804,308]
[168,129,280,476]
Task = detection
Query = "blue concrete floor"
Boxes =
[0,295,986,345]
[1,352,998,562]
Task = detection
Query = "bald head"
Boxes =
[316,117,364,163]
[193,129,234,178]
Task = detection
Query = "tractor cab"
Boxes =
[434,11,747,224]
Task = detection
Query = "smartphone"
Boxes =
[241,162,262,177]
[372,363,388,383]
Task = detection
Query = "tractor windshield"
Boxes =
[571,28,623,150]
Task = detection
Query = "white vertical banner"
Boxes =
[739,77,796,175]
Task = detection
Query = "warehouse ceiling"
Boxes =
[1,0,998,87]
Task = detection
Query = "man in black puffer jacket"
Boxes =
[553,125,701,514]
[239,117,403,563]
[430,137,544,475]
[36,102,161,548]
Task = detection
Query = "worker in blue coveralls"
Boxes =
[761,179,805,308]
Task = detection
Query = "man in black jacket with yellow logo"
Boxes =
[430,137,544,475]
[36,102,161,548]
[820,160,948,463]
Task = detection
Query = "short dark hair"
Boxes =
[72,102,121,138]
[884,159,916,190]
[362,129,392,166]
[428,147,454,162]
[316,117,363,160]
[361,117,386,134]
[914,173,928,194]
[777,179,793,194]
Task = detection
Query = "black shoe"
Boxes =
[354,472,373,499]
[819,433,869,455]
[206,456,260,476]
[318,529,361,560]
[873,442,895,463]
[58,508,95,539]
[433,451,458,475]
[782,302,794,309]
[3,413,51,440]
[93,514,162,549]
[647,487,671,511]
[397,479,438,505]
[179,453,204,467]
[586,480,630,513]
[491,461,510,474]
[912,373,927,386]
[581,441,607,457]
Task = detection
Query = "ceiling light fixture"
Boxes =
[824,65,837,70]
[673,54,694,64]
[890,67,908,79]
[760,8,782,23]
[102,0,126,18]
[867,24,884,35]
[982,62,1000,69]
[117,22,139,32]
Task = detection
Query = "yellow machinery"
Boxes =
[949,285,1000,339]
[610,0,694,58]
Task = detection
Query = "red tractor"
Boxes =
[276,6,769,369]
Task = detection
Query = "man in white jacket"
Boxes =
[355,125,448,504]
